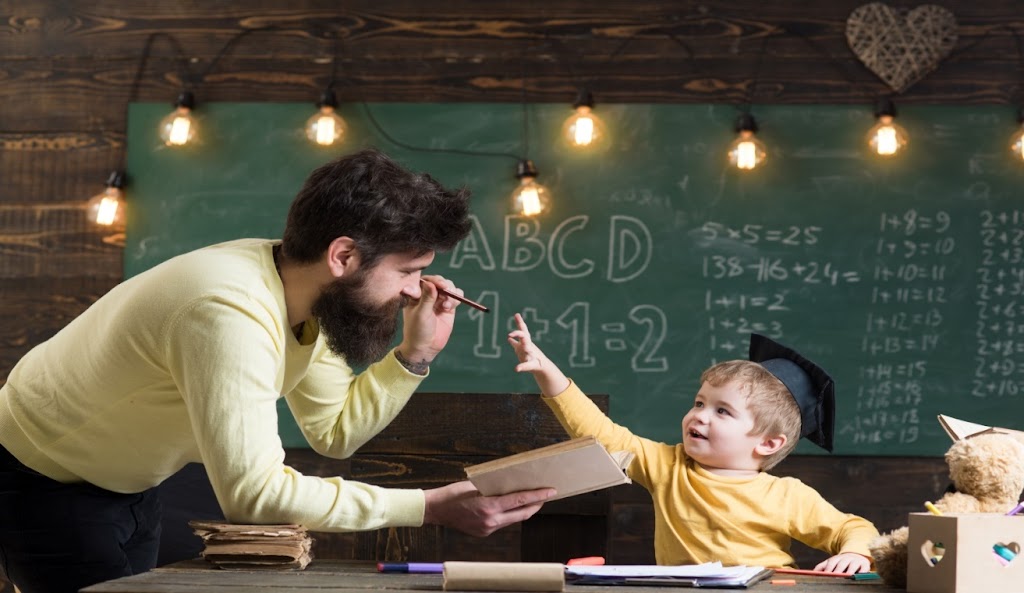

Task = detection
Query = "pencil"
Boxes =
[421,280,490,313]
[770,568,851,578]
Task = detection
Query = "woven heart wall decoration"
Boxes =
[846,3,958,93]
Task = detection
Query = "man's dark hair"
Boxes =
[281,148,472,267]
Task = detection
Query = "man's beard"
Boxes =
[310,270,407,367]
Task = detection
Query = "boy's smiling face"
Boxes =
[681,379,778,474]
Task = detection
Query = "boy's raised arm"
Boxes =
[507,313,571,396]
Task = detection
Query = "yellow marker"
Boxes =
[924,501,943,516]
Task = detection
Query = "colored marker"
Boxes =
[993,544,1017,562]
[566,556,605,566]
[770,579,797,585]
[770,568,851,578]
[851,572,881,581]
[1006,501,1024,516]
[377,562,444,573]
[924,501,943,516]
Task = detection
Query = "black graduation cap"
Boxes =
[748,333,835,452]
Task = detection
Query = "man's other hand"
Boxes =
[422,481,555,537]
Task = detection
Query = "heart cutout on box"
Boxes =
[993,541,1019,566]
[845,3,958,93]
[919,540,945,567]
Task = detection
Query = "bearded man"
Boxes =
[0,148,554,593]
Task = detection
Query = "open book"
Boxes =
[937,414,1024,445]
[465,435,635,501]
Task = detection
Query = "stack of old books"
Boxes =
[188,520,313,570]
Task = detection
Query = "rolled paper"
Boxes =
[443,561,565,592]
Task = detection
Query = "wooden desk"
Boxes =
[82,560,905,592]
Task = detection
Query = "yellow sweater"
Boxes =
[544,381,879,567]
[0,239,426,531]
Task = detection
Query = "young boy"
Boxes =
[507,313,878,572]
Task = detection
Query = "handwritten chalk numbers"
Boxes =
[698,222,822,246]
[845,209,954,447]
[467,291,502,359]
[973,210,1024,398]
[469,297,669,371]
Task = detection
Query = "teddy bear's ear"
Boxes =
[749,333,835,452]
[946,433,1024,501]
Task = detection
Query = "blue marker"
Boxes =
[993,544,1017,562]
[377,562,444,574]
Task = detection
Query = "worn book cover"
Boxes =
[464,435,634,501]
[188,521,313,570]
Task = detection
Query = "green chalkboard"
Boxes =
[126,102,1024,456]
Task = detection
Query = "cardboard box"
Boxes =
[907,513,1024,593]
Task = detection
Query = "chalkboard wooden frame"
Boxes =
[126,102,1024,455]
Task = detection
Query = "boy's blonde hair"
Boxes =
[700,360,802,470]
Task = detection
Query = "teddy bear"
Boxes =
[868,432,1024,588]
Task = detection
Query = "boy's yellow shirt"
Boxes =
[544,381,879,567]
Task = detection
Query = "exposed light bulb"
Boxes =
[159,91,197,147]
[305,89,347,147]
[87,171,126,229]
[868,115,908,156]
[1010,110,1024,162]
[511,160,551,217]
[561,89,608,150]
[727,114,767,171]
[867,98,908,157]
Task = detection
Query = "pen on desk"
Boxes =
[376,562,444,574]
[770,568,851,579]
[1006,501,1024,516]
[924,501,943,516]
[420,280,490,313]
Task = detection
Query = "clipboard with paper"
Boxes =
[565,563,774,589]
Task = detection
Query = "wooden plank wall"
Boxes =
[1,1,1020,587]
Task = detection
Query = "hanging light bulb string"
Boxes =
[135,32,201,148]
[541,32,596,107]
[118,32,193,166]
[357,103,521,161]
[780,26,887,106]
[128,33,193,108]
[353,39,531,161]
[520,47,531,162]
[195,25,298,87]
[1011,28,1024,113]
[738,31,775,119]
[952,27,1024,121]
[89,31,193,233]
[301,28,350,147]
[1011,28,1024,130]
[936,25,1023,68]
